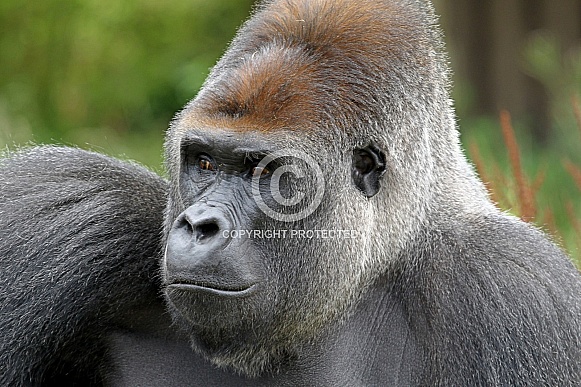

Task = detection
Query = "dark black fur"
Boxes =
[0,147,167,386]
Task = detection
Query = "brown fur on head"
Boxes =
[176,0,442,134]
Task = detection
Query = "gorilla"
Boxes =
[2,0,581,385]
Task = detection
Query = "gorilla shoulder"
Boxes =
[0,146,167,385]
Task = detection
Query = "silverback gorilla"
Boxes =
[2,0,581,385]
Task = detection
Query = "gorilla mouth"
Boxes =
[167,282,257,297]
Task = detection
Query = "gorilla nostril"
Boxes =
[194,221,220,242]
[179,218,194,235]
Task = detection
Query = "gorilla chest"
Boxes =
[104,292,423,386]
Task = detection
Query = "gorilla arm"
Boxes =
[0,146,171,385]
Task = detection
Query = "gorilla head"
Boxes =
[162,0,492,376]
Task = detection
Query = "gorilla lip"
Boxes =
[167,282,257,297]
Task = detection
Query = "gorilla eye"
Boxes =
[250,166,271,177]
[198,157,215,171]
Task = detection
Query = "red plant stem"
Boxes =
[499,110,535,220]
[572,95,581,138]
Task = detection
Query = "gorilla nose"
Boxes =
[175,206,231,246]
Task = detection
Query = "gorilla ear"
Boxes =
[352,146,386,198]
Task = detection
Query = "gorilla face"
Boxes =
[161,0,444,377]
[162,125,387,375]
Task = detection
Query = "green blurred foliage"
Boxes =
[523,32,581,155]
[460,33,581,262]
[464,115,581,263]
[0,0,254,169]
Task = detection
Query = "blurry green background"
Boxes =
[0,0,255,171]
[0,0,580,259]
